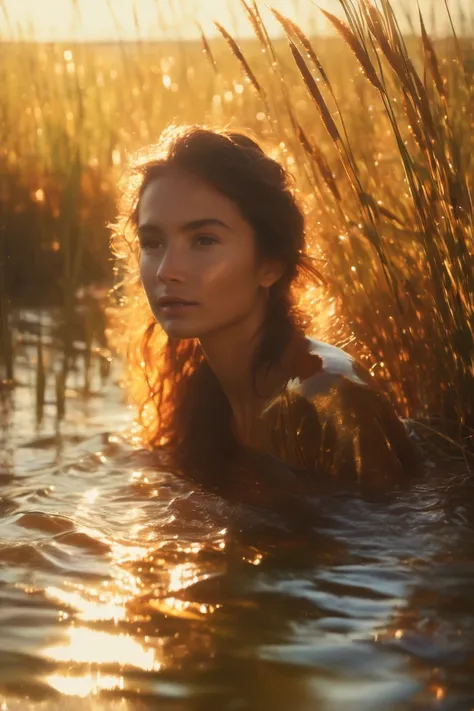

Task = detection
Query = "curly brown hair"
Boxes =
[110,124,323,484]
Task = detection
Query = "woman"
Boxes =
[111,125,418,512]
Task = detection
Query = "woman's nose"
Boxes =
[156,245,185,283]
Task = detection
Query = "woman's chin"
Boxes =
[160,324,201,340]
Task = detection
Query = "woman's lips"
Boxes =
[158,302,198,315]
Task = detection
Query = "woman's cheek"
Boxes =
[204,248,247,287]
[139,254,155,288]
[198,261,228,293]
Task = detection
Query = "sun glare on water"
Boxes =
[44,626,158,668]
[37,534,218,699]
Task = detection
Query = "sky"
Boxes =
[1,0,471,41]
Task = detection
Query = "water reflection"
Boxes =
[2,402,474,710]
[45,672,124,699]
[44,584,129,623]
[44,625,158,668]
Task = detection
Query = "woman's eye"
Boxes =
[195,234,218,246]
[140,238,163,249]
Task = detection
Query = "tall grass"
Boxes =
[0,0,473,452]
[214,0,474,450]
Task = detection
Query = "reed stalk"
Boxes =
[35,323,46,423]
[0,254,13,386]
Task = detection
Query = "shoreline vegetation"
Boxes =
[0,1,473,460]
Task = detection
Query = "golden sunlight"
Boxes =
[1,0,465,41]
[45,585,128,622]
[0,0,325,41]
[168,561,205,591]
[43,626,158,667]
[45,671,124,698]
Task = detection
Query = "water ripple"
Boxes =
[1,390,474,710]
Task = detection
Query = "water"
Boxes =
[1,324,474,711]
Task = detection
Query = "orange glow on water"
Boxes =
[43,626,158,668]
[45,672,124,698]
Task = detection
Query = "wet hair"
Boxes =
[110,125,322,486]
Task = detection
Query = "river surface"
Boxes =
[1,320,474,711]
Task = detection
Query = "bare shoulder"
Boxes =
[283,336,420,482]
[258,337,419,487]
[288,336,375,401]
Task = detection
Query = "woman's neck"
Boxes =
[199,306,305,442]
[199,301,265,415]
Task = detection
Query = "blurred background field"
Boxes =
[0,0,473,453]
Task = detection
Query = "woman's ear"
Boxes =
[259,259,285,289]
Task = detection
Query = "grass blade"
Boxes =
[288,39,341,143]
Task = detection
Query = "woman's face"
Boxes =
[137,170,279,340]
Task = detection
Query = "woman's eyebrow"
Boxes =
[181,218,232,231]
[138,218,232,235]
[138,224,164,238]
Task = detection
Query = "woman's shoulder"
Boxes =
[286,336,375,401]
[267,336,420,486]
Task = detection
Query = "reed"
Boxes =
[0,251,14,387]
[35,322,46,423]
[207,1,474,448]
[1,0,473,452]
